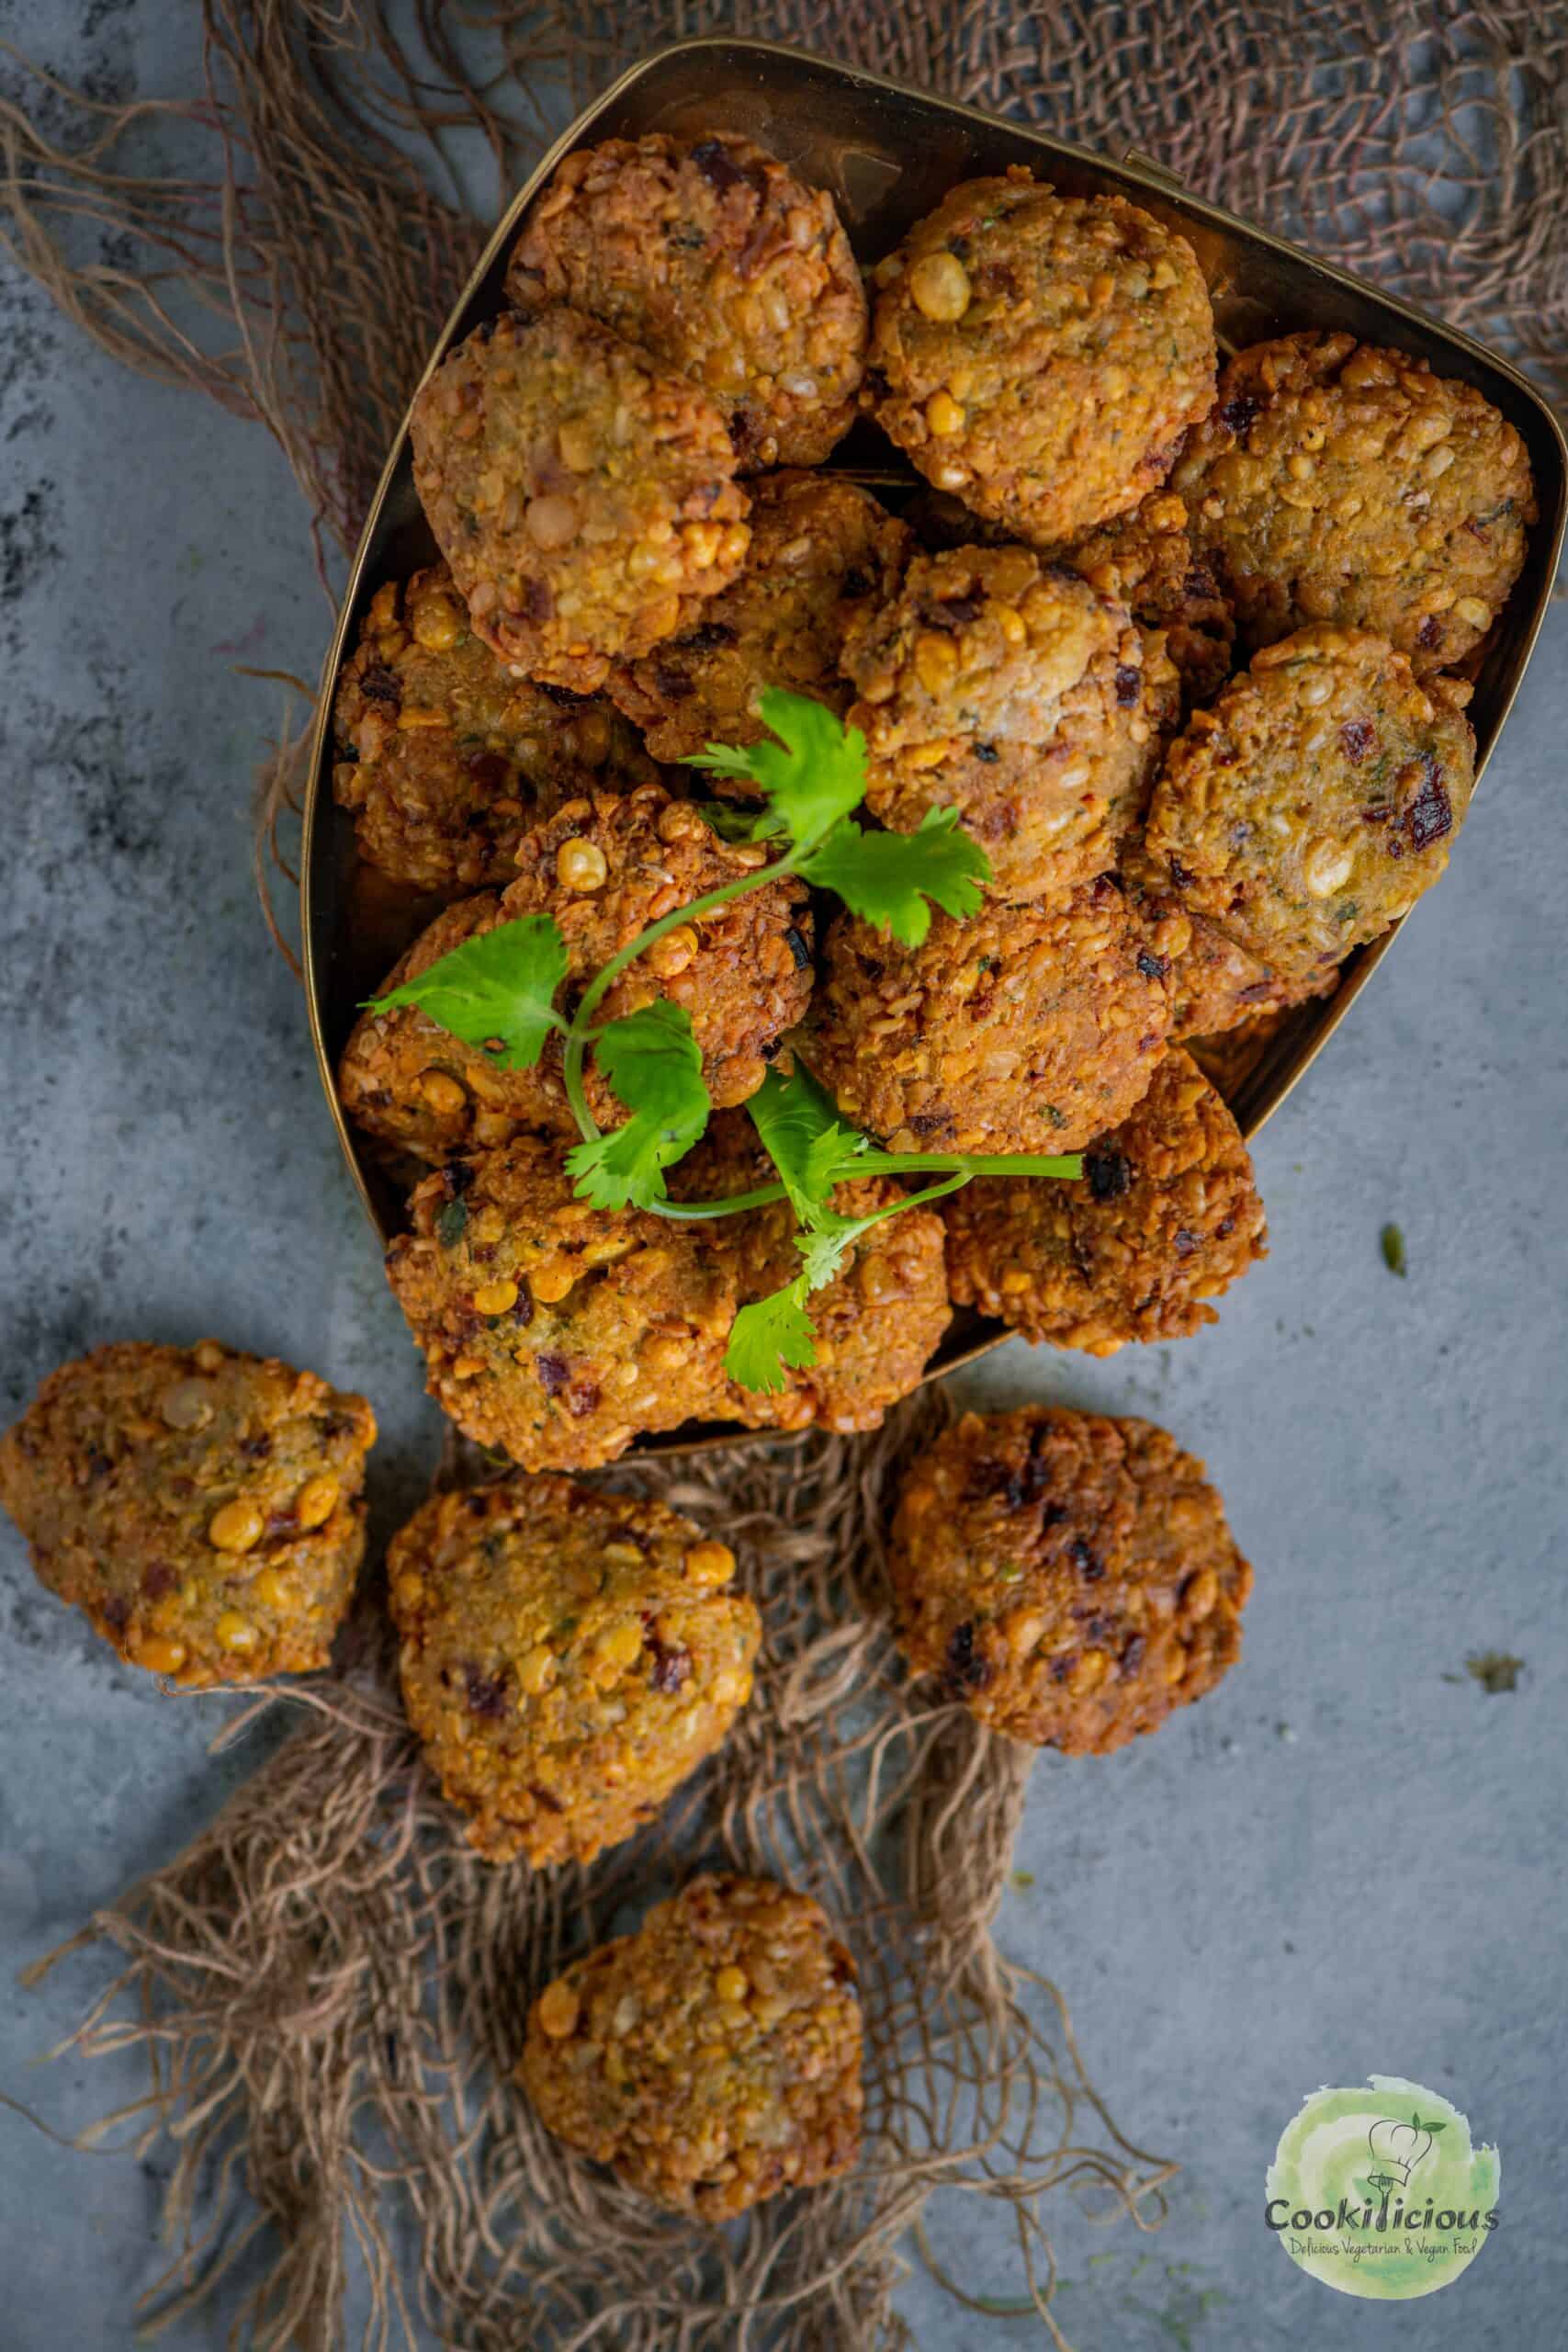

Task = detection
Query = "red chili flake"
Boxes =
[141,1562,177,1600]
[647,1637,693,1695]
[652,661,694,701]
[1086,1148,1134,1201]
[1219,391,1259,437]
[691,137,750,196]
[944,1621,994,1693]
[1416,614,1444,651]
[536,1353,570,1397]
[463,1662,511,1718]
[357,661,400,707]
[1114,664,1142,707]
[1339,719,1375,763]
[1119,1633,1147,1679]
[518,577,554,623]
[466,750,511,793]
[1171,1228,1199,1257]
[102,1594,131,1633]
[1047,1651,1077,1684]
[566,1380,601,1419]
[1405,759,1452,852]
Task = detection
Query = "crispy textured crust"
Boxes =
[887,1408,1252,1750]
[672,1114,952,1433]
[1172,332,1536,674]
[389,1480,761,1865]
[942,1049,1266,1351]
[506,133,867,471]
[843,543,1168,900]
[0,1342,375,1686]
[332,563,657,894]
[338,787,814,1163]
[608,471,909,766]
[1167,905,1337,1041]
[808,879,1182,1155]
[385,1137,739,1470]
[1143,625,1477,982]
[1056,489,1236,712]
[867,173,1215,544]
[520,1873,863,2216]
[410,309,750,693]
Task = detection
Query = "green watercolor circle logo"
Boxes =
[1265,2075,1500,2300]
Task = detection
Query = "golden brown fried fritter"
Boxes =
[942,1049,1266,1352]
[0,1341,375,1685]
[389,1479,760,1865]
[1056,488,1235,712]
[672,1114,951,1432]
[411,309,750,693]
[888,1407,1252,1750]
[332,563,657,895]
[808,880,1182,1156]
[1172,332,1536,674]
[506,133,867,470]
[520,1873,863,2216]
[842,543,1168,900]
[866,173,1215,545]
[608,471,909,766]
[1143,626,1476,982]
[338,787,813,1164]
[385,1137,739,1470]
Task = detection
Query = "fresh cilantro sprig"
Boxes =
[369,912,567,1069]
[684,688,987,945]
[361,690,1082,1392]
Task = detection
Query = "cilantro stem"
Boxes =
[852,1150,1084,1182]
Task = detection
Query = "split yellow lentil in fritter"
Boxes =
[887,1407,1252,1750]
[0,1341,375,1686]
[411,308,750,693]
[1143,625,1477,983]
[519,1872,863,2216]
[671,1113,952,1433]
[866,172,1215,545]
[385,1137,739,1470]
[332,562,657,894]
[389,1479,761,1865]
[1056,488,1236,713]
[942,1049,1266,1353]
[842,541,1169,901]
[1172,331,1536,675]
[808,878,1182,1156]
[505,132,868,471]
[607,470,909,765]
[338,786,814,1163]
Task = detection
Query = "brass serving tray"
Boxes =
[301,36,1567,1442]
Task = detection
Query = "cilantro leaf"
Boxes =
[745,1065,867,1222]
[682,687,868,854]
[724,1280,818,1393]
[565,1002,710,1211]
[368,914,569,1069]
[798,807,991,944]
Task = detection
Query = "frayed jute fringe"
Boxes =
[7,4,1557,2340]
[25,1395,1175,2349]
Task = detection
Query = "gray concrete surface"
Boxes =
[1,6,1564,2346]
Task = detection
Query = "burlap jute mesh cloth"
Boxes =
[2,5,1562,2345]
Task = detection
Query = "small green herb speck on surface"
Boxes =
[1381,1222,1407,1277]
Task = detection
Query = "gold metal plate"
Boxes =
[301,37,1568,1450]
